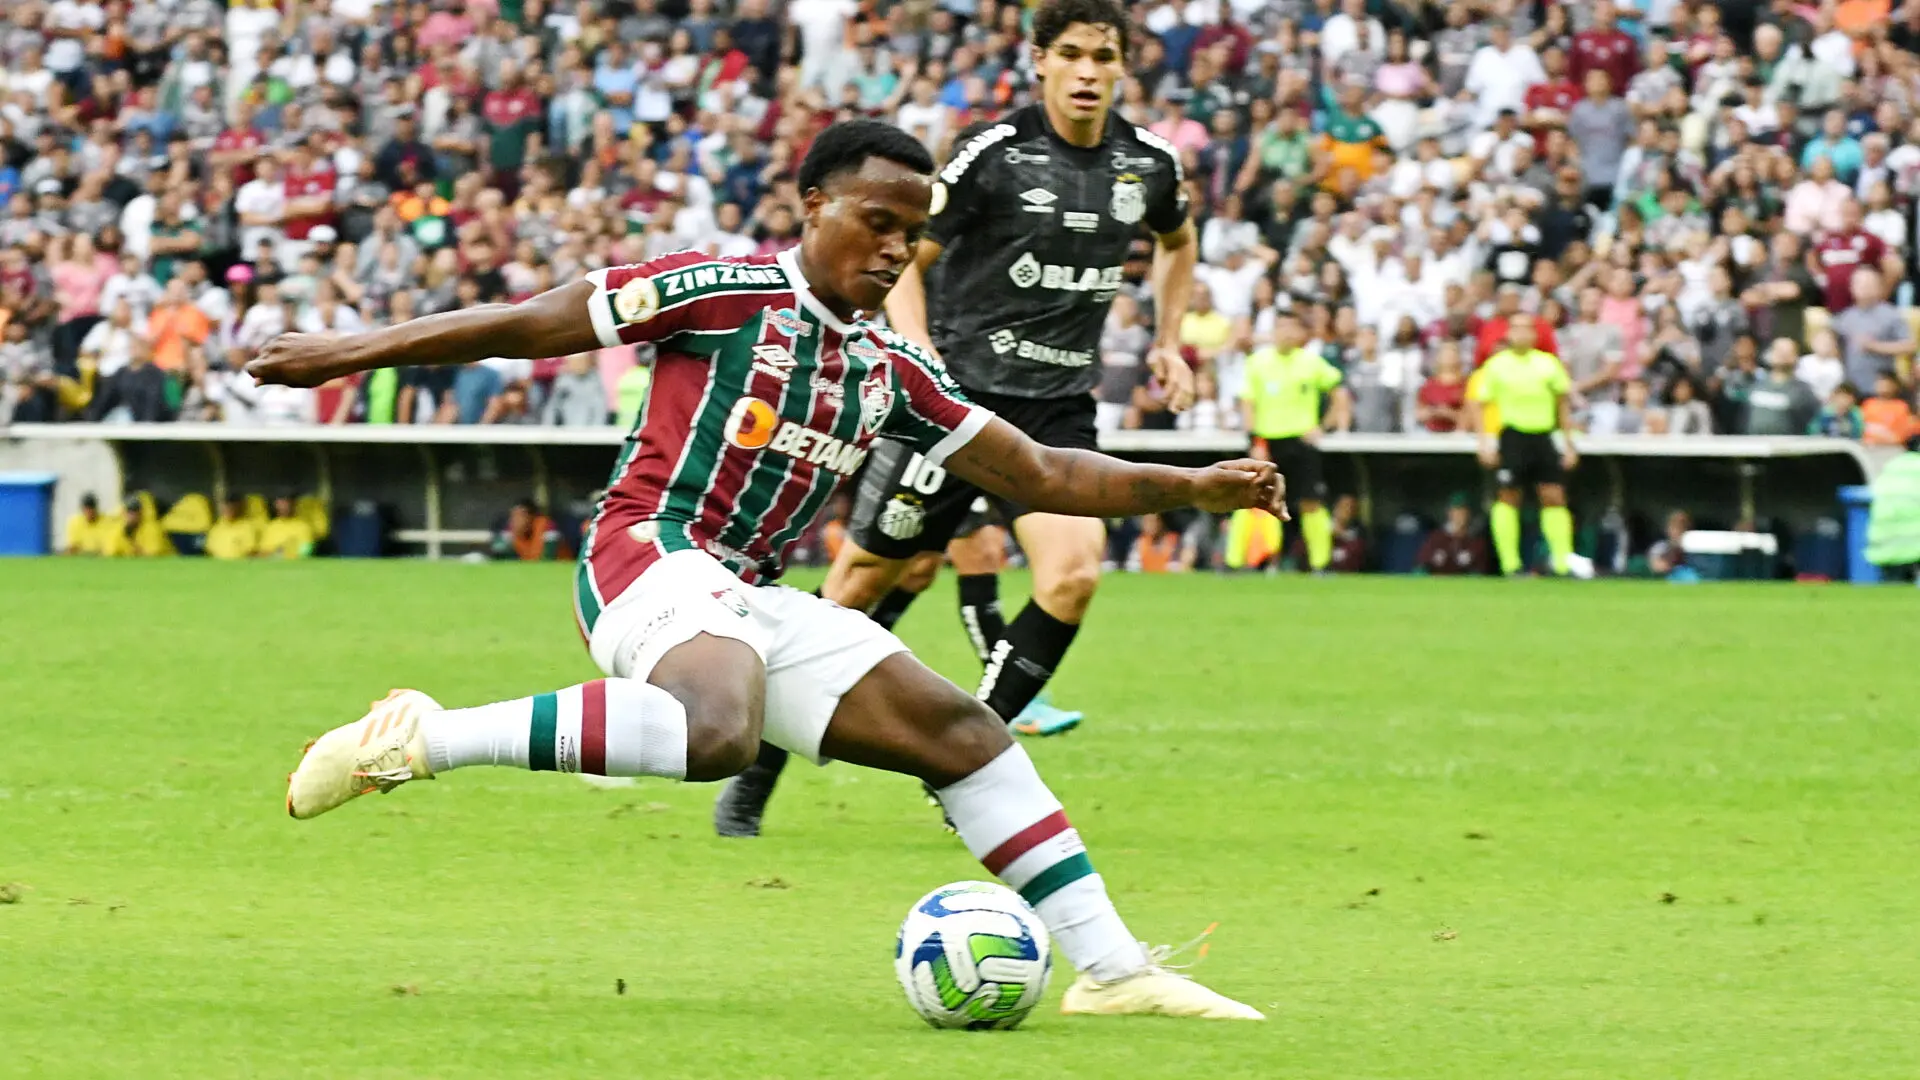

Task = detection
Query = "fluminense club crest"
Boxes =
[858,360,892,437]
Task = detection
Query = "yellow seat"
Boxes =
[242,494,271,527]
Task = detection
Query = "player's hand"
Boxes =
[1477,438,1499,469]
[246,333,357,389]
[1146,345,1196,413]
[1302,426,1323,447]
[1192,459,1288,520]
[1561,446,1580,471]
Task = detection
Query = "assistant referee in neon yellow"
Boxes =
[1240,311,1351,572]
[1471,317,1577,576]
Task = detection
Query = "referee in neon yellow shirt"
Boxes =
[1471,317,1578,576]
[1240,311,1351,573]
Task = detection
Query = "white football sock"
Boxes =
[422,678,688,778]
[938,744,1150,982]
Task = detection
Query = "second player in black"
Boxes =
[715,0,1202,837]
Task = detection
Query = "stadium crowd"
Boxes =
[9,0,1920,573]
[2,0,1919,441]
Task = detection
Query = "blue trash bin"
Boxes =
[0,472,58,556]
[1838,485,1880,585]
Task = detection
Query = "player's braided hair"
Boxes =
[796,120,936,195]
[1031,0,1132,60]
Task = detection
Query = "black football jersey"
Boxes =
[923,104,1188,400]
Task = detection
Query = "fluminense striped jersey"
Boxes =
[576,247,989,605]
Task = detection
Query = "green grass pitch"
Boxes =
[4,561,1919,1079]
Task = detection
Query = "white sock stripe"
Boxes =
[601,678,690,780]
[554,683,586,773]
[994,828,1087,891]
[935,744,1061,861]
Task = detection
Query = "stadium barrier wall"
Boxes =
[0,424,1884,558]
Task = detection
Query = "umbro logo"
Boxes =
[1004,148,1050,164]
[1019,188,1056,213]
[752,344,796,380]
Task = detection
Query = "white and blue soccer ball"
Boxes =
[894,881,1053,1030]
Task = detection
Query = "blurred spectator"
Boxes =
[1664,376,1714,435]
[1796,330,1848,403]
[102,495,175,558]
[87,337,172,422]
[544,353,611,426]
[1129,512,1196,574]
[1744,338,1823,436]
[204,496,260,560]
[1647,510,1692,577]
[146,278,212,372]
[1300,493,1367,573]
[1831,269,1914,390]
[62,493,109,556]
[1,318,57,423]
[492,500,574,562]
[1097,293,1150,432]
[258,495,315,559]
[1415,495,1489,576]
[1415,342,1468,433]
[1861,372,1918,446]
[1810,382,1867,439]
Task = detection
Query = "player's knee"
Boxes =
[921,698,1014,788]
[897,552,941,594]
[1032,558,1100,622]
[1497,489,1524,506]
[1538,484,1568,507]
[678,682,764,781]
[1299,497,1325,514]
[826,547,902,611]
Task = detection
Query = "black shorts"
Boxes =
[1495,429,1564,488]
[1256,436,1328,504]
[847,390,1099,558]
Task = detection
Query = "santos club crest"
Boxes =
[1109,174,1146,225]
[857,360,892,437]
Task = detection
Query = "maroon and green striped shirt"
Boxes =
[576,248,987,614]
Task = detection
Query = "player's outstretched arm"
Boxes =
[246,280,602,388]
[945,416,1287,519]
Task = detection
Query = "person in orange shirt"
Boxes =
[145,278,211,371]
[491,500,575,561]
[1132,513,1194,573]
[1861,372,1917,446]
[1835,0,1891,35]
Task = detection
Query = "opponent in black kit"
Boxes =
[715,0,1201,837]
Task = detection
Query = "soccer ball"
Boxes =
[894,881,1053,1030]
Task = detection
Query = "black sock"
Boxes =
[746,740,788,778]
[868,587,920,631]
[978,602,1077,721]
[955,574,1004,666]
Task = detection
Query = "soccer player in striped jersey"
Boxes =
[259,121,1276,1020]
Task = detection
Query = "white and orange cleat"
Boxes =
[286,689,439,820]
[1061,929,1266,1020]
[1060,967,1266,1020]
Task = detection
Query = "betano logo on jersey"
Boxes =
[723,397,869,476]
[1006,252,1123,294]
